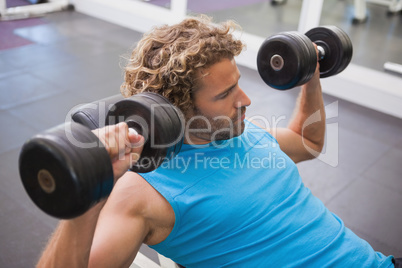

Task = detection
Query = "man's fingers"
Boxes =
[312,43,320,71]
[94,123,144,162]
[125,128,145,157]
[128,128,144,147]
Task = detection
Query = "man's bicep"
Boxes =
[268,128,318,163]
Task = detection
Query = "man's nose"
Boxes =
[235,87,251,108]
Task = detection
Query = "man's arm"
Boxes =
[88,171,174,267]
[89,182,148,267]
[36,123,146,268]
[37,201,106,268]
[269,65,326,163]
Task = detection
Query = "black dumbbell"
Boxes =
[19,92,184,219]
[257,26,353,90]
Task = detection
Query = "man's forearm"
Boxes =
[288,73,326,152]
[37,201,106,268]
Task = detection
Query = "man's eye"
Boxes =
[218,87,235,99]
[219,91,230,99]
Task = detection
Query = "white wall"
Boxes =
[73,0,402,119]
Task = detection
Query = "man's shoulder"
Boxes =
[115,171,175,222]
[243,119,278,144]
[114,171,165,202]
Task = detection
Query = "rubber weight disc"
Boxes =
[305,26,353,78]
[289,31,318,86]
[257,31,317,90]
[19,122,113,219]
[106,92,185,173]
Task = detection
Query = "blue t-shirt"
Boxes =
[139,120,394,267]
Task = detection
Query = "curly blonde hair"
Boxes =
[120,15,244,116]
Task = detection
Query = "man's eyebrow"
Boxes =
[215,74,242,99]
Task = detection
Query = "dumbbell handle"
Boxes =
[316,45,325,61]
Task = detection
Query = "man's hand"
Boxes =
[93,123,144,182]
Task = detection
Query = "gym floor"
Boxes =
[1,1,402,267]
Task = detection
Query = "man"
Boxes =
[37,16,396,267]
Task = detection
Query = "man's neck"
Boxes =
[183,134,212,145]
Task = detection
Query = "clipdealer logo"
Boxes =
[63,100,339,168]
[133,151,288,174]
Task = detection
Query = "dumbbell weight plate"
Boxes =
[257,31,317,90]
[19,122,113,219]
[290,31,319,87]
[106,92,185,173]
[305,26,353,78]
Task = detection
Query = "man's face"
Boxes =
[185,58,251,144]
